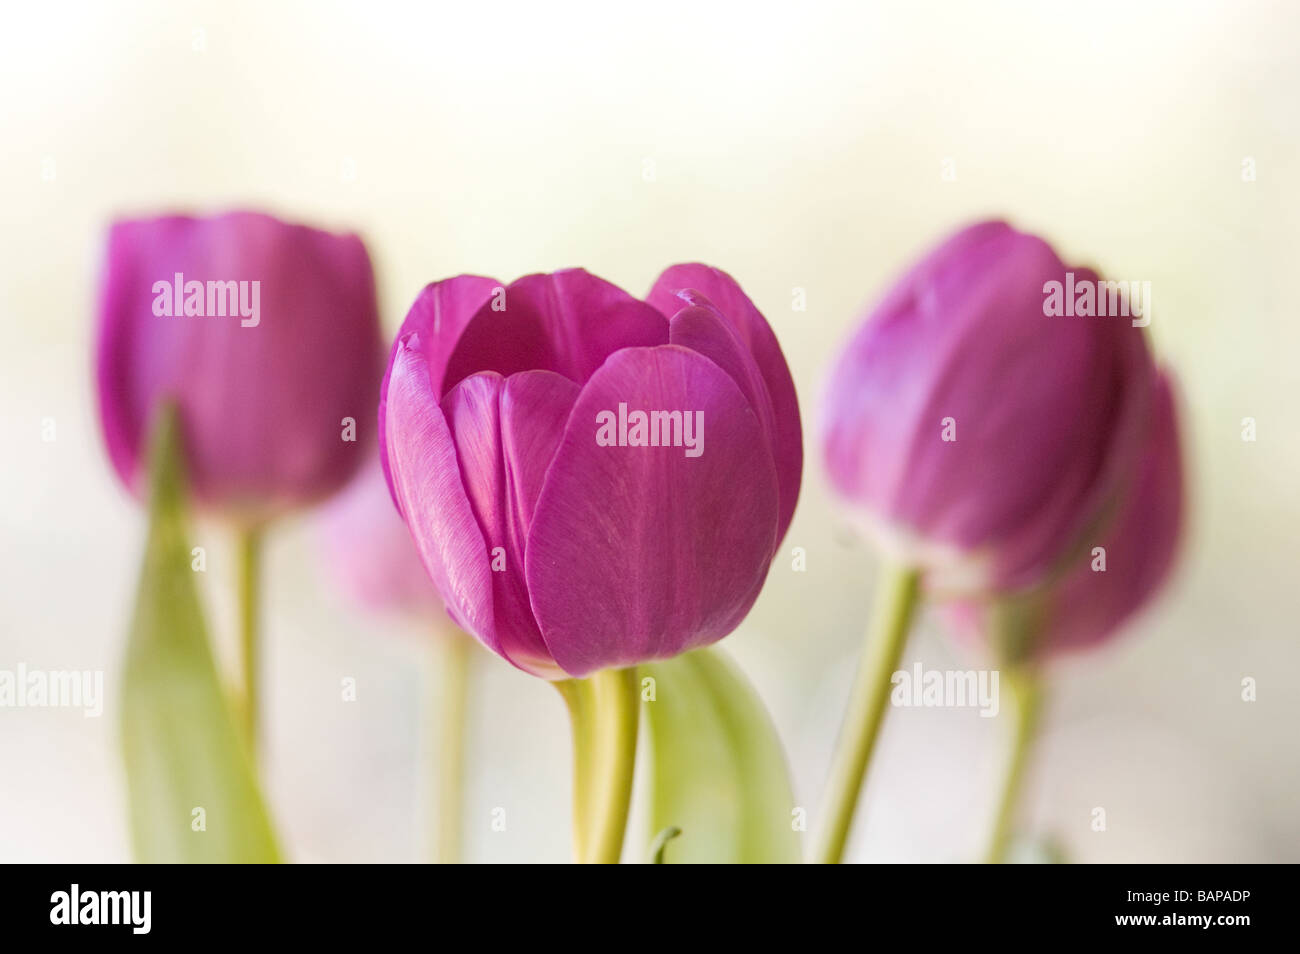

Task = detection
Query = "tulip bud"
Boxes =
[96,211,383,524]
[380,266,802,678]
[820,221,1155,594]
[317,456,443,615]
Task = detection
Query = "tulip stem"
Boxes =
[812,563,920,864]
[556,667,640,864]
[432,630,472,864]
[984,665,1043,864]
[555,679,594,861]
[236,526,262,759]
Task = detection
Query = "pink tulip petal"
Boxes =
[943,373,1183,657]
[649,264,803,540]
[379,275,501,509]
[525,345,780,677]
[1041,372,1184,652]
[441,269,667,393]
[384,338,499,655]
[667,296,787,536]
[441,369,579,676]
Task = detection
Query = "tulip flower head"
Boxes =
[96,210,383,524]
[820,221,1156,596]
[380,266,801,678]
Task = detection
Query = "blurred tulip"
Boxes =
[96,210,383,525]
[96,209,384,757]
[946,372,1185,658]
[939,372,1184,866]
[820,220,1155,594]
[316,454,475,865]
[318,456,442,615]
[380,266,802,679]
[813,220,1170,865]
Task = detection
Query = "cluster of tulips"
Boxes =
[96,212,1182,864]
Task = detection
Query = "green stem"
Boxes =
[432,631,472,864]
[985,665,1043,864]
[236,526,262,758]
[812,563,921,864]
[554,679,594,862]
[649,825,682,864]
[555,667,640,864]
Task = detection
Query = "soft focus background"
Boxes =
[2,0,1297,862]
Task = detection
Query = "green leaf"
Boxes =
[638,648,801,863]
[120,408,281,863]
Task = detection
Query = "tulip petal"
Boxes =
[648,264,802,544]
[526,345,780,677]
[378,275,501,508]
[667,296,788,536]
[384,338,499,656]
[1040,372,1183,652]
[440,369,579,676]
[441,269,668,393]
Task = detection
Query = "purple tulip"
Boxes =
[947,373,1184,657]
[96,211,383,523]
[317,456,443,615]
[380,266,802,679]
[820,221,1156,594]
